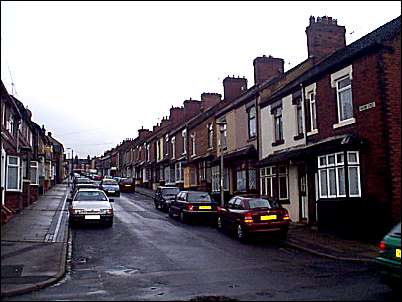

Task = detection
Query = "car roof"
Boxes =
[182,191,209,194]
[159,186,179,189]
[75,188,105,193]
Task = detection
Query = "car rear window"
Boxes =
[75,191,108,201]
[103,180,118,185]
[248,198,281,209]
[162,188,180,196]
[187,192,211,203]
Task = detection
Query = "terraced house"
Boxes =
[104,15,400,242]
[1,80,66,224]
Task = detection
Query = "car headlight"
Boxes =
[100,209,113,215]
[73,209,85,214]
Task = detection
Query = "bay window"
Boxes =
[30,161,39,185]
[7,156,22,191]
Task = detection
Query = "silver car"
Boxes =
[68,188,114,228]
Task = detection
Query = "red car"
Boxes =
[217,196,290,241]
[119,178,135,193]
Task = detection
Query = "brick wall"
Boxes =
[5,191,22,212]
[188,116,216,157]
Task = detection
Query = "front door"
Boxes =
[298,165,308,222]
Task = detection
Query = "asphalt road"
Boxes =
[5,192,398,301]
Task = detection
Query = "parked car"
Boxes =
[217,196,290,242]
[72,177,93,191]
[154,186,180,211]
[119,178,135,193]
[100,179,120,197]
[169,191,217,224]
[375,222,401,289]
[67,188,114,228]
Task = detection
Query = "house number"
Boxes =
[359,102,376,112]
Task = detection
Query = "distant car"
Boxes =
[154,186,180,211]
[376,222,401,289]
[69,183,100,199]
[68,188,114,228]
[169,191,217,224]
[217,196,290,242]
[119,178,135,193]
[72,177,93,191]
[100,179,120,197]
[92,175,102,181]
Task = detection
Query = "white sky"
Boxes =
[1,1,400,158]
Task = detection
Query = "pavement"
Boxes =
[1,182,70,298]
[1,184,380,298]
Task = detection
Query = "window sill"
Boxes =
[333,118,356,129]
[293,133,304,141]
[307,129,318,136]
[272,139,284,147]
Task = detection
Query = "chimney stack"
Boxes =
[138,127,151,139]
[223,76,247,102]
[253,55,284,85]
[183,99,201,120]
[200,92,221,111]
[169,106,185,126]
[306,15,346,62]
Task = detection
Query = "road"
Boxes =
[6,192,398,301]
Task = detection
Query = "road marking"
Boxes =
[52,191,68,243]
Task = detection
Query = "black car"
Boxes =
[168,191,217,224]
[154,186,180,211]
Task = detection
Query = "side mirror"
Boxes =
[109,199,114,202]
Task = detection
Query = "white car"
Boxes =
[68,188,114,227]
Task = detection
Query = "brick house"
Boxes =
[258,15,401,241]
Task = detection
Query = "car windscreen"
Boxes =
[187,192,211,202]
[248,198,281,209]
[75,191,108,201]
[162,188,180,196]
[102,180,118,185]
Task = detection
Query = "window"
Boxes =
[248,106,256,138]
[318,151,360,198]
[175,162,184,182]
[190,167,197,185]
[6,114,15,136]
[336,76,353,122]
[260,166,287,200]
[165,135,169,156]
[191,133,196,156]
[199,161,206,181]
[273,107,283,142]
[296,101,303,136]
[171,137,176,159]
[7,156,21,191]
[249,169,257,190]
[182,129,187,154]
[307,91,317,132]
[212,166,229,192]
[236,170,246,192]
[217,118,227,149]
[207,123,213,149]
[30,161,39,185]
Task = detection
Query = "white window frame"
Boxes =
[6,155,22,191]
[318,151,360,199]
[30,161,39,185]
[171,137,176,159]
[295,100,304,136]
[248,106,257,138]
[260,167,274,198]
[175,161,184,183]
[165,134,169,156]
[207,123,213,149]
[273,107,283,142]
[6,114,15,136]
[191,133,196,157]
[305,83,317,136]
[182,129,187,155]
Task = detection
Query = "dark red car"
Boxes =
[217,196,290,241]
[118,178,136,193]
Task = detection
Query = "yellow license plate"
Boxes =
[260,215,277,221]
[125,185,131,187]
[199,206,211,210]
[396,249,401,258]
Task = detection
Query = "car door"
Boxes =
[227,198,242,230]
[171,192,182,214]
[221,197,235,228]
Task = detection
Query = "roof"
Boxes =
[261,15,401,107]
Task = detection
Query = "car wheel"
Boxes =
[180,211,187,223]
[217,217,223,230]
[236,224,247,242]
[155,202,159,210]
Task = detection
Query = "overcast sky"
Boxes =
[1,1,400,158]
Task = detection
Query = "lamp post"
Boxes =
[65,148,73,187]
[216,121,227,207]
